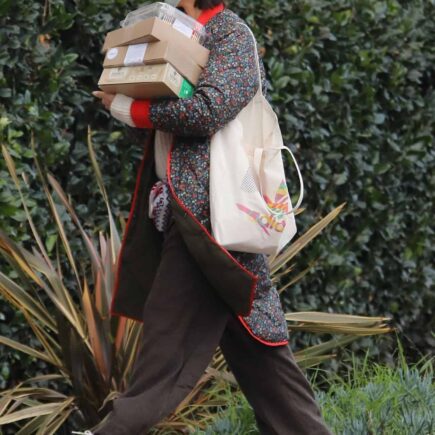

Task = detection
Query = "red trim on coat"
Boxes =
[197,3,225,25]
[110,143,152,316]
[131,100,153,129]
[166,141,258,317]
[237,316,289,347]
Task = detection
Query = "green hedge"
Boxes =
[0,0,434,384]
[235,0,434,358]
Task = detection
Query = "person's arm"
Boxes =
[125,24,260,136]
[110,94,136,127]
[97,93,150,144]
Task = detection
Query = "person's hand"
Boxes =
[92,91,115,110]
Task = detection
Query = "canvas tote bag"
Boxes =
[209,24,304,256]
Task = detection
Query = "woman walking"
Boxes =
[91,0,332,433]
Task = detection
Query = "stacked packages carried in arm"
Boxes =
[98,2,209,99]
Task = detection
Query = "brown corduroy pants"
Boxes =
[96,218,332,435]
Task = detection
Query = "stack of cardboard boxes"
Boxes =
[98,2,209,99]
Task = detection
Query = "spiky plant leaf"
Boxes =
[269,203,346,274]
[0,139,392,433]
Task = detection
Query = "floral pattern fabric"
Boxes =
[148,9,288,344]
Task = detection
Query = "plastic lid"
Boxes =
[121,2,206,44]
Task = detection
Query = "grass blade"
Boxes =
[47,173,103,274]
[285,311,391,324]
[87,127,121,262]
[0,271,57,332]
[0,336,56,366]
[0,402,69,425]
[82,279,111,382]
[1,145,51,266]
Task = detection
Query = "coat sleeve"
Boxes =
[146,23,261,137]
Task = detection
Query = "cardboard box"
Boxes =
[103,41,202,86]
[98,63,195,99]
[102,17,209,68]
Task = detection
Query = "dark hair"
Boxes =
[194,0,224,9]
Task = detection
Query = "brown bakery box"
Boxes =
[102,17,209,68]
[98,63,195,99]
[103,41,202,86]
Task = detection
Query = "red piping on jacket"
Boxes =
[237,316,289,347]
[110,143,151,317]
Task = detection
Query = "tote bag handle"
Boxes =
[240,22,304,216]
[253,146,304,216]
[239,23,263,95]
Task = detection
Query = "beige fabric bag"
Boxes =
[209,24,304,256]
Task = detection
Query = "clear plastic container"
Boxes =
[120,2,206,44]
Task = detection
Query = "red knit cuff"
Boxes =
[131,100,153,129]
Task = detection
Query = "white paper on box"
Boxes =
[109,68,128,80]
[172,19,193,38]
[124,43,149,66]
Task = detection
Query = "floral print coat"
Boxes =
[111,6,289,346]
